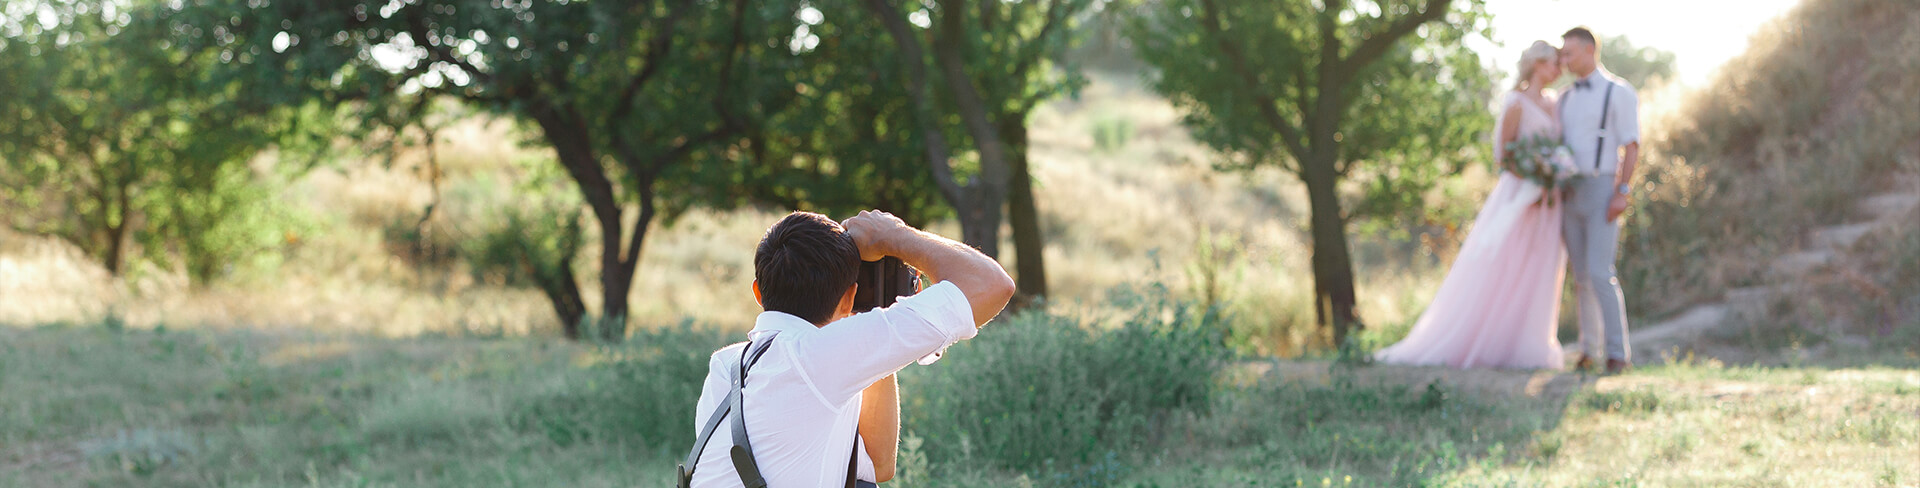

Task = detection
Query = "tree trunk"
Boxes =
[600,192,655,342]
[1003,122,1047,309]
[538,262,589,340]
[933,0,1011,258]
[103,188,127,276]
[531,216,588,340]
[1300,154,1362,347]
[530,103,636,342]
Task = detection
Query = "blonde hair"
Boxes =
[1513,41,1559,90]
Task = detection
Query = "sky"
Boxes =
[1472,0,1805,87]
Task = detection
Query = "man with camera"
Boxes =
[680,210,1015,488]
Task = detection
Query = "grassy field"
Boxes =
[4,324,1915,487]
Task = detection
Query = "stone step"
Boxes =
[1634,304,1729,345]
[1811,222,1879,250]
[1859,193,1919,221]
[1722,286,1776,323]
[1563,303,1729,359]
[1769,250,1834,277]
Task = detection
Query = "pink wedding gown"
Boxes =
[1375,92,1567,370]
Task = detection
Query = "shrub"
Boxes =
[1090,115,1132,153]
[361,380,502,448]
[898,284,1232,474]
[508,321,735,450]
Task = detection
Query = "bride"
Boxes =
[1375,41,1569,370]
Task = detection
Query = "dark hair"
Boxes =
[1562,26,1599,51]
[755,211,860,325]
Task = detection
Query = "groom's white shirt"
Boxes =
[1560,68,1640,175]
[688,281,978,488]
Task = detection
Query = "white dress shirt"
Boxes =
[688,281,978,488]
[1559,68,1640,175]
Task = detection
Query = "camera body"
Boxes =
[851,256,920,313]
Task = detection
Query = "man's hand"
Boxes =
[842,210,912,261]
[1607,193,1630,223]
[844,209,1014,328]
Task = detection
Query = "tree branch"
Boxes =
[403,8,494,86]
[1311,0,1341,133]
[1198,0,1308,167]
[1007,0,1067,82]
[610,0,694,124]
[862,0,965,207]
[1334,0,1450,83]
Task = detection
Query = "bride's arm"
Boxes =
[1497,102,1523,176]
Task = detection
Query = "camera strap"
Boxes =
[678,336,777,488]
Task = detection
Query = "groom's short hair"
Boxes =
[755,211,861,325]
[1562,27,1599,51]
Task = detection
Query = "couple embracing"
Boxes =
[1377,27,1639,374]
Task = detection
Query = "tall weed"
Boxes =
[898,283,1231,474]
[509,321,734,450]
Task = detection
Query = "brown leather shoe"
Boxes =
[1574,353,1594,372]
[1604,358,1631,375]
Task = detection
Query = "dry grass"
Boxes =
[0,71,1462,353]
[1440,363,1920,487]
[1621,0,1920,323]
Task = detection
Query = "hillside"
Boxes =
[1611,0,1920,366]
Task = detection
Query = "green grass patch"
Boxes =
[4,321,1914,487]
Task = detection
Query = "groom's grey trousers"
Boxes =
[1563,174,1630,361]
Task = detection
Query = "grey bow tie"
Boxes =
[1574,79,1593,90]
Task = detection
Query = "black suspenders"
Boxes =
[1593,82,1614,170]
[1559,79,1616,171]
[678,335,868,488]
[680,338,777,488]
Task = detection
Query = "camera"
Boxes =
[851,256,920,313]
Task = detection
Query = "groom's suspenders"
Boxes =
[1592,83,1614,170]
[1559,80,1616,171]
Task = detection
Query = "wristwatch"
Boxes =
[1616,183,1632,196]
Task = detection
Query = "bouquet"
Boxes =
[1502,134,1581,196]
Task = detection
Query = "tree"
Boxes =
[861,0,1092,308]
[716,0,956,229]
[1131,0,1494,345]
[170,0,793,340]
[1600,35,1677,89]
[0,0,299,281]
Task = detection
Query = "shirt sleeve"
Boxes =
[788,281,977,407]
[856,437,876,482]
[690,345,739,434]
[1612,85,1641,145]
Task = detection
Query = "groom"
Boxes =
[1558,27,1639,374]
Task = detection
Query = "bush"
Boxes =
[898,284,1232,475]
[509,285,1234,480]
[509,321,735,450]
[1090,115,1132,153]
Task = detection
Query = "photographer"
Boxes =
[682,210,1015,488]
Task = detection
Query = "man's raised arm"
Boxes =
[842,210,1014,327]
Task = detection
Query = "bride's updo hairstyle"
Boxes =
[1513,40,1559,90]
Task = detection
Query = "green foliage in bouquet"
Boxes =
[1501,133,1579,194]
